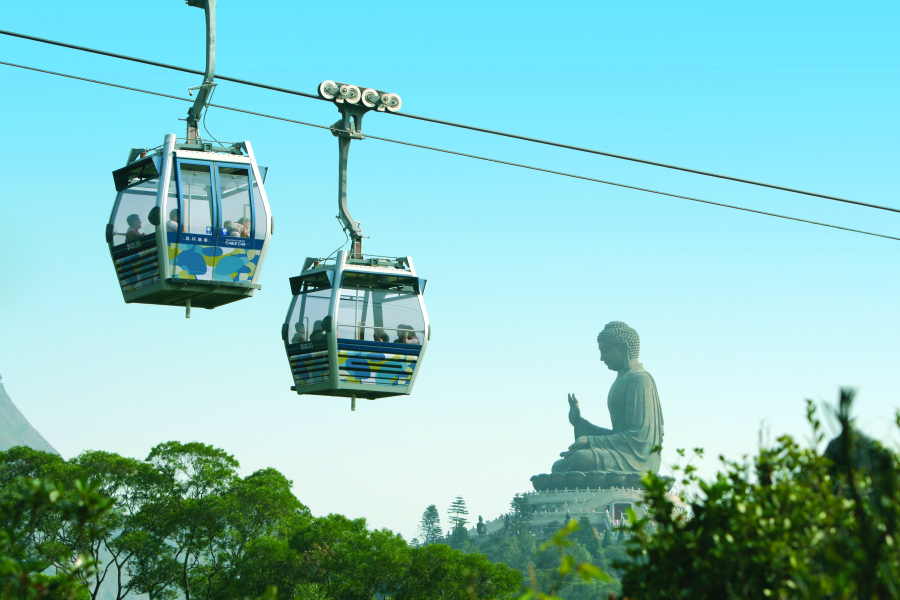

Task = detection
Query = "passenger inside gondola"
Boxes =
[309,320,326,343]
[374,328,390,343]
[125,214,143,242]
[224,220,242,237]
[291,323,306,344]
[237,217,250,237]
[405,328,421,345]
[322,315,338,338]
[166,209,179,232]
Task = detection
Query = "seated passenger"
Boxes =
[237,217,250,237]
[224,221,242,237]
[405,329,421,345]
[125,214,143,242]
[309,320,326,343]
[291,323,306,344]
[374,328,389,343]
[393,327,408,344]
[166,209,179,233]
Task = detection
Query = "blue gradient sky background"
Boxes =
[1,0,898,539]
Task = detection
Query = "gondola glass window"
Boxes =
[180,164,214,235]
[218,166,252,238]
[110,177,158,246]
[286,272,333,346]
[166,168,179,232]
[336,273,425,344]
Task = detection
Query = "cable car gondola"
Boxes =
[105,0,272,317]
[282,82,429,409]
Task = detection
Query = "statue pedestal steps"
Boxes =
[469,486,690,541]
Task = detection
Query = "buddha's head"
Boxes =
[597,321,640,372]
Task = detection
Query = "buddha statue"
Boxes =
[551,321,664,475]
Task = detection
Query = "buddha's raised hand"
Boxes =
[567,393,581,425]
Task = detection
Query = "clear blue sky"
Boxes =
[1,0,898,540]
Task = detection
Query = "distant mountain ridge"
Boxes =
[0,373,58,455]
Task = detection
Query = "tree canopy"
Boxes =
[0,442,520,600]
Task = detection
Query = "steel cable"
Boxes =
[1,59,897,242]
[1,28,896,214]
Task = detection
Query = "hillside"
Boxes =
[0,373,58,455]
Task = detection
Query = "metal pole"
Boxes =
[186,298,191,319]
[334,104,366,258]
[185,0,216,142]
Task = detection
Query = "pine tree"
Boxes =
[577,515,597,548]
[508,494,533,537]
[447,496,469,529]
[417,504,442,545]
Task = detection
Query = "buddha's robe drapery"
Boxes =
[572,361,664,473]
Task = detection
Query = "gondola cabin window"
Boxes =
[179,163,214,236]
[110,177,159,247]
[286,272,333,346]
[166,167,179,232]
[336,272,425,344]
[218,166,252,238]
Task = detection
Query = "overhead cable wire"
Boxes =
[2,28,896,215]
[1,59,897,243]
[0,29,323,101]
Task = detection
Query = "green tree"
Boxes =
[289,513,410,600]
[0,447,72,572]
[68,450,169,600]
[3,442,533,600]
[140,441,241,600]
[621,389,900,600]
[507,494,532,537]
[447,496,469,529]
[0,475,113,600]
[515,519,613,600]
[396,542,519,600]
[417,505,442,546]
[574,515,598,555]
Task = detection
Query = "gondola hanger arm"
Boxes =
[318,80,402,258]
[185,0,216,142]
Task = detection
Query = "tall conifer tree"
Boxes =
[418,504,442,545]
[447,496,469,529]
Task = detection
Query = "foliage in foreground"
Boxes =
[0,442,519,600]
[622,388,900,600]
[0,476,112,599]
[6,388,899,600]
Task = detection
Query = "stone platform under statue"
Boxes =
[471,485,689,540]
[530,471,675,492]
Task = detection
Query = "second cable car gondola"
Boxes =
[283,251,429,406]
[283,81,428,408]
[105,0,272,316]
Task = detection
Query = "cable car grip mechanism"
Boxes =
[319,80,402,259]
